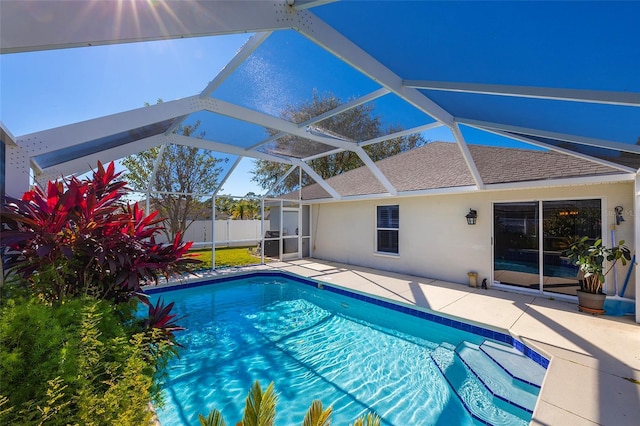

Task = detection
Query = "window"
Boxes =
[376,205,399,254]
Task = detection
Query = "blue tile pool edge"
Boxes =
[144,270,550,370]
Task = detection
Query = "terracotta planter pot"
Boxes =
[576,290,606,314]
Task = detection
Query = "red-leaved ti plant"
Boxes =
[1,161,198,339]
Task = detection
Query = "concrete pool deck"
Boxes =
[180,259,640,426]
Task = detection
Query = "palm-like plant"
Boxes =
[302,400,332,426]
[198,381,380,426]
[242,381,277,426]
[231,198,260,220]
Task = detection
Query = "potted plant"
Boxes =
[563,236,631,313]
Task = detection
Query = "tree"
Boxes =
[122,110,228,241]
[214,195,234,218]
[251,91,427,194]
[230,198,260,220]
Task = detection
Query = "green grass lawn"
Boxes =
[189,247,265,269]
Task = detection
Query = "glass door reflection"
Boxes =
[494,202,540,290]
[542,200,601,296]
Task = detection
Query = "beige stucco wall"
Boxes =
[311,182,635,299]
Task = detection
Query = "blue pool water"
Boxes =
[147,273,546,425]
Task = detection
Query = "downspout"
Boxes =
[635,172,640,323]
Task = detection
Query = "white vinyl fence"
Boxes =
[156,220,269,248]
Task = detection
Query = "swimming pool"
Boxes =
[147,272,548,425]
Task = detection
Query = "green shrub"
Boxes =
[0,161,197,304]
[0,163,189,424]
[0,297,176,425]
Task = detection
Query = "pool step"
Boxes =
[456,342,540,413]
[480,340,546,388]
[430,344,530,426]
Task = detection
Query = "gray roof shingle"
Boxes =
[290,142,623,200]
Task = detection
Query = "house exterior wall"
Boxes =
[311,182,635,299]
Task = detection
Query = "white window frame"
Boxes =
[376,204,399,255]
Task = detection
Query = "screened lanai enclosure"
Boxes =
[1,0,639,320]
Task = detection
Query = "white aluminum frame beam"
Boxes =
[358,122,444,147]
[213,156,244,196]
[292,0,338,11]
[245,87,390,151]
[353,146,397,195]
[144,189,214,197]
[265,164,298,197]
[303,148,344,162]
[292,159,341,199]
[1,1,294,54]
[302,121,443,160]
[200,32,272,98]
[168,134,293,164]
[451,122,484,189]
[147,144,168,193]
[470,124,636,173]
[0,122,17,146]
[403,80,640,108]
[39,134,169,178]
[43,132,292,178]
[457,118,640,155]
[18,97,201,156]
[292,10,454,127]
[296,88,391,129]
[200,98,357,150]
[197,96,416,196]
[165,31,273,142]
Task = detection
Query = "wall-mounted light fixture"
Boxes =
[465,209,478,225]
[615,206,625,225]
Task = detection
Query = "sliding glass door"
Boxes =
[542,199,601,296]
[494,199,601,295]
[494,202,540,290]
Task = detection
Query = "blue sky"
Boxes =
[1,2,638,196]
[0,31,458,196]
[1,35,251,134]
[0,34,270,196]
[0,29,535,197]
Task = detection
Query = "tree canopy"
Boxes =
[214,194,261,220]
[251,92,427,194]
[122,117,228,240]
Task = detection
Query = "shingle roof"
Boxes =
[293,142,624,200]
